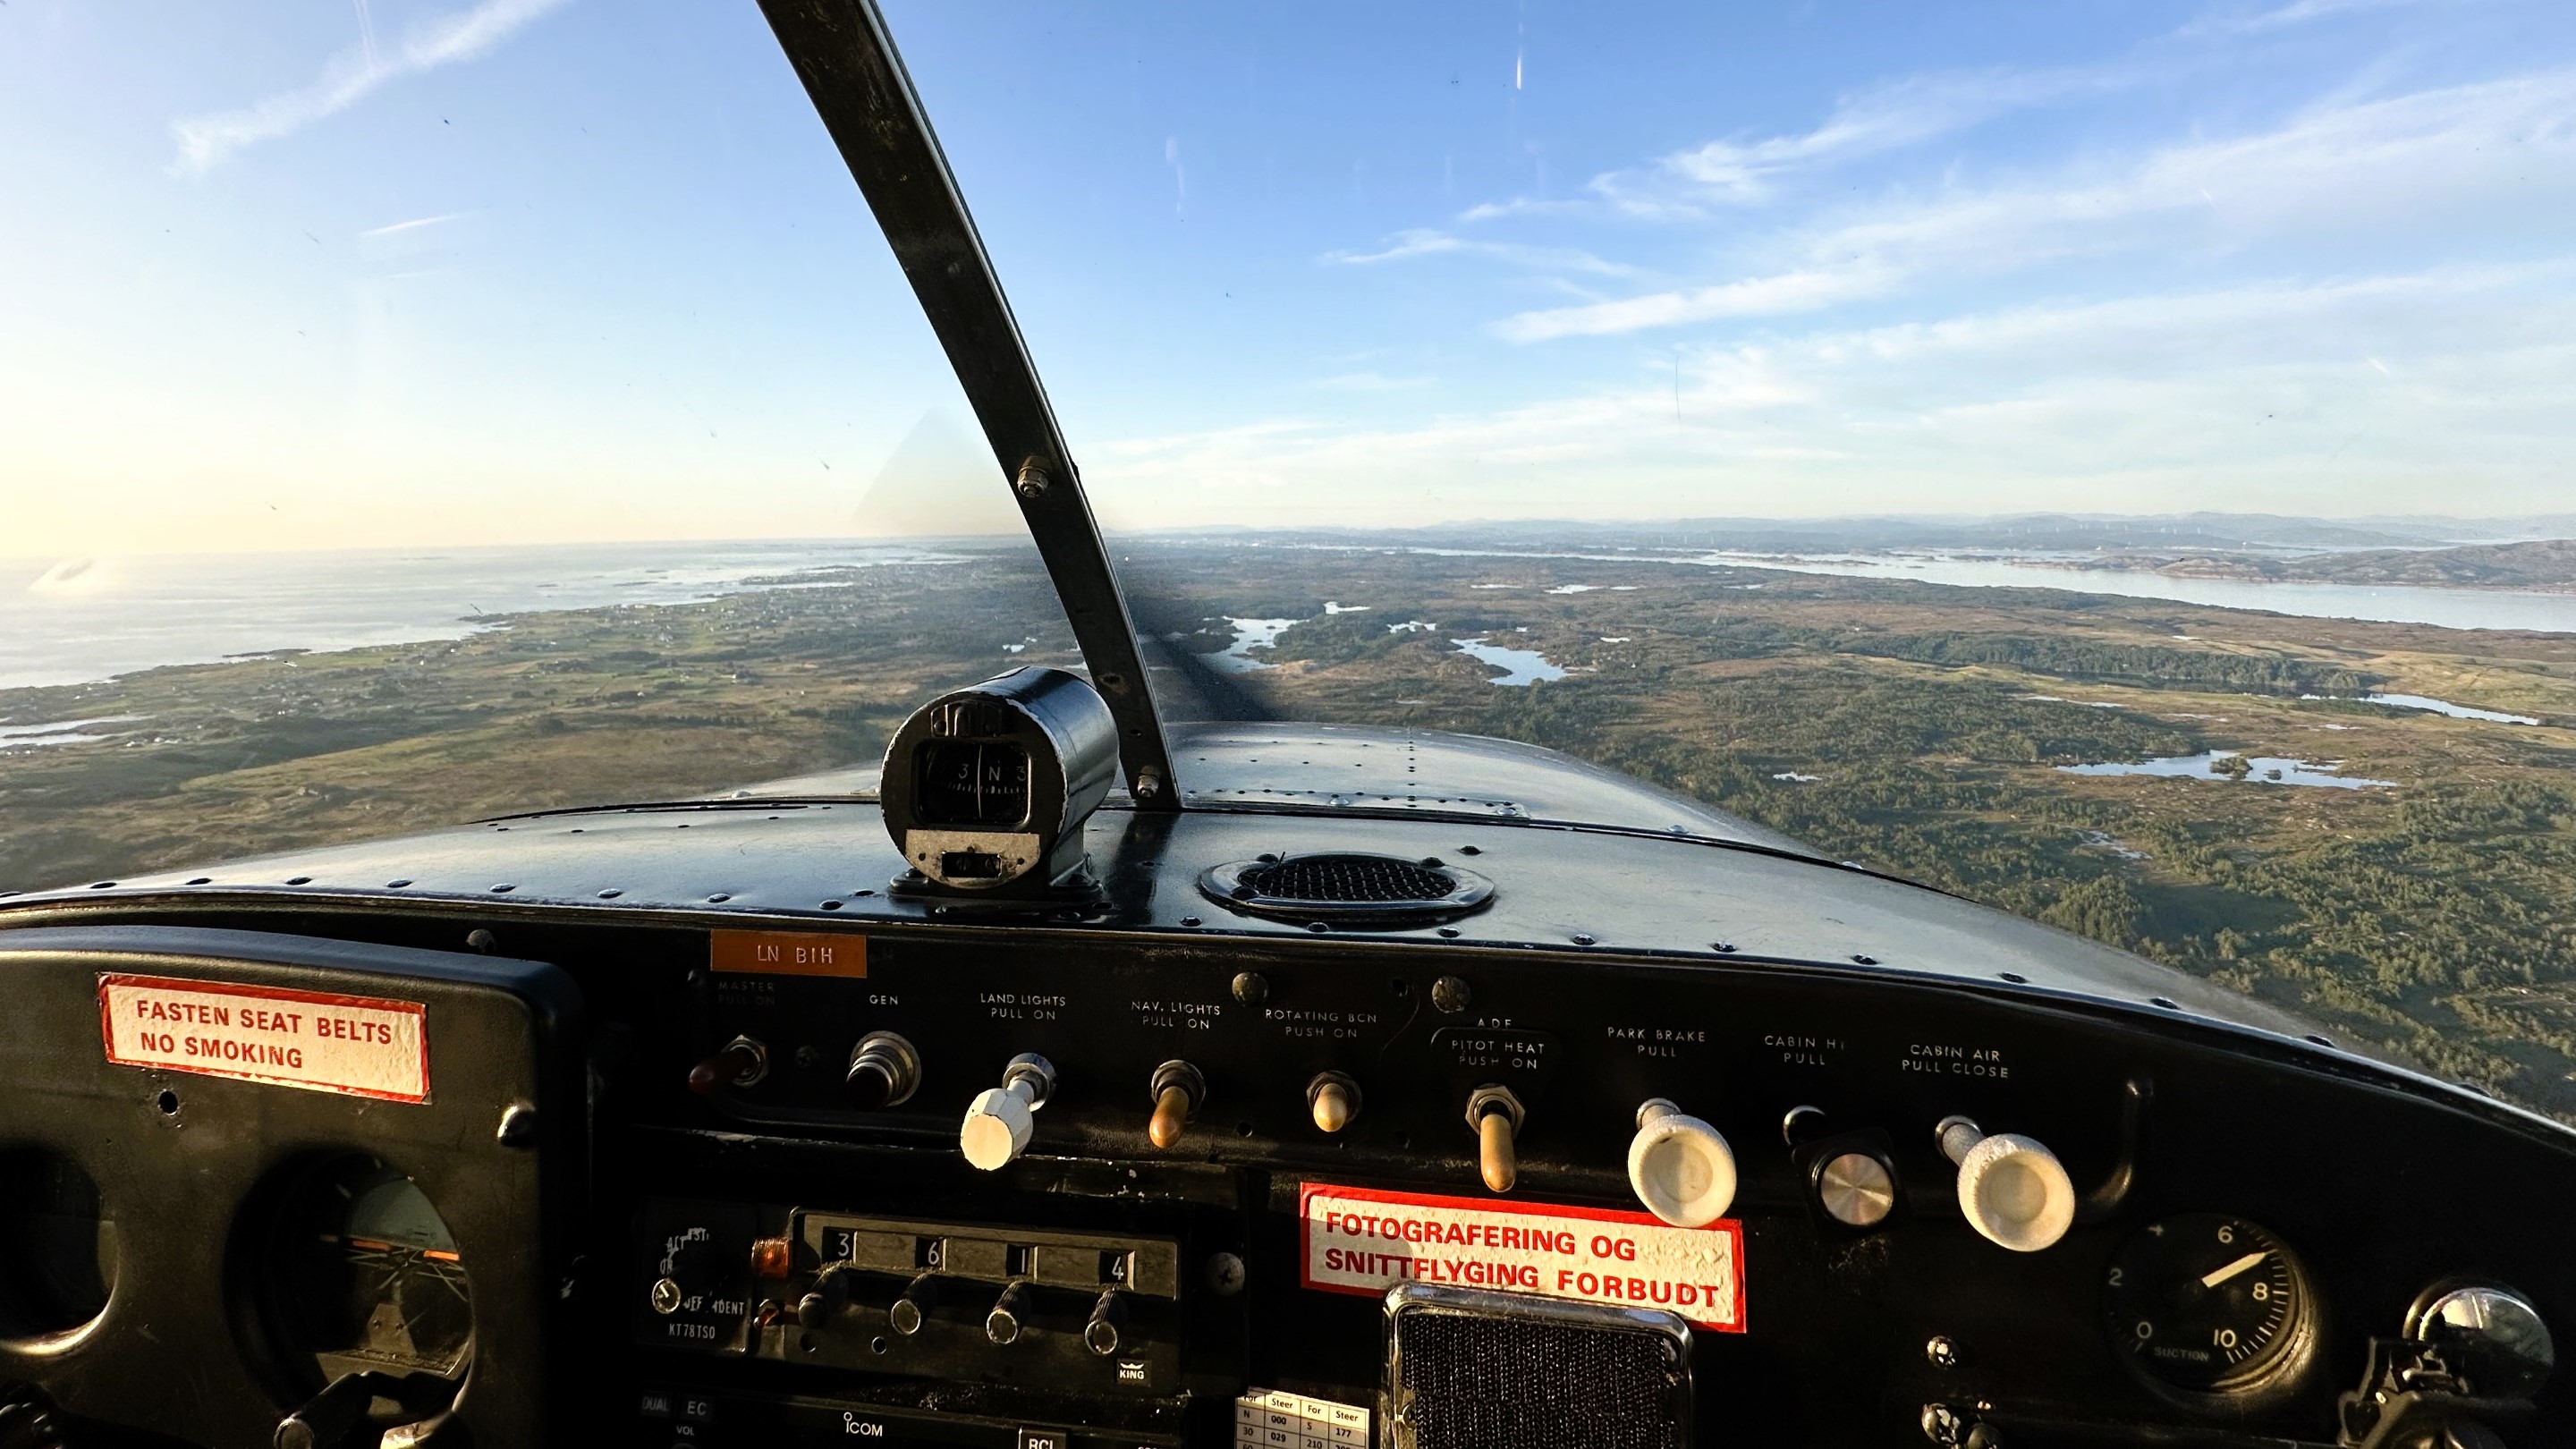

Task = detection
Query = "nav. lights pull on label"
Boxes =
[1299,1182,1746,1331]
[97,973,429,1103]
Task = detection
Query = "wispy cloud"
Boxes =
[1309,371,1436,393]
[2180,0,2472,39]
[170,0,571,174]
[1609,67,2131,212]
[1454,64,2144,226]
[1496,263,1900,343]
[1092,264,2576,525]
[1323,227,1642,277]
[359,213,467,239]
[1453,1,2479,225]
[1488,69,2576,341]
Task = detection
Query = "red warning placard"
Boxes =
[1301,1182,1745,1331]
[97,974,428,1103]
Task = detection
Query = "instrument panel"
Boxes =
[0,753,2565,1446]
[0,890,2566,1447]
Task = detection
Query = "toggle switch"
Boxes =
[1465,1085,1524,1194]
[686,1035,767,1094]
[1082,1288,1129,1357]
[1937,1114,2075,1251]
[1626,1098,1737,1226]
[1148,1060,1205,1148]
[887,1270,940,1336]
[960,1054,1055,1171]
[1306,1072,1360,1133]
[845,1030,922,1109]
[987,1281,1035,1345]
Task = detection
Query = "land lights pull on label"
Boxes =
[98,973,429,1103]
[1300,1182,1746,1331]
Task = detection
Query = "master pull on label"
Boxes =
[1301,1182,1747,1331]
[97,973,429,1103]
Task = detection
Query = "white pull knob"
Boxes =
[1938,1115,2074,1252]
[960,1054,1054,1171]
[1627,1098,1738,1227]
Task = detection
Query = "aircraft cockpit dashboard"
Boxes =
[1,3,2567,1447]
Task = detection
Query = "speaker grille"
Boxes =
[1240,853,1452,903]
[1199,852,1495,924]
[1386,1285,1690,1449]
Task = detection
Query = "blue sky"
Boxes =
[2,0,2571,553]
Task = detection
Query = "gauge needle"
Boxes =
[2200,1250,2267,1288]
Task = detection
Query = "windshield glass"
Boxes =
[2,1,1083,886]
[7,3,2576,1123]
[887,1,2576,1116]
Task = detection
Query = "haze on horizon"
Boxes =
[3,0,2571,559]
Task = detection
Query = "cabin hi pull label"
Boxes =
[97,972,429,1102]
[1299,1182,1746,1331]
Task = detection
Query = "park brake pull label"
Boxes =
[97,973,429,1103]
[1300,1182,1746,1331]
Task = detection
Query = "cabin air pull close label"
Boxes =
[1300,1182,1746,1331]
[97,974,429,1103]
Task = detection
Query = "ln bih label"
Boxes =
[1300,1182,1746,1331]
[97,973,429,1103]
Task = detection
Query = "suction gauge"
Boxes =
[2104,1214,2316,1396]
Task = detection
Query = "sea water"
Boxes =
[3,540,978,691]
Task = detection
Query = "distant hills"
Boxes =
[1142,511,2576,556]
[2112,538,2576,591]
[1131,513,2576,589]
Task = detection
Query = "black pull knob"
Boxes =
[1083,1288,1130,1357]
[987,1281,1035,1345]
[795,1263,855,1329]
[844,1031,921,1109]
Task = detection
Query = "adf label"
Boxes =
[97,973,429,1103]
[1299,1182,1745,1330]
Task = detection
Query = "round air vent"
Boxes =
[1199,852,1495,924]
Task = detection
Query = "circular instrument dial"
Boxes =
[2104,1214,2313,1394]
[253,1156,473,1386]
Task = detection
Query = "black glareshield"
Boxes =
[880,667,1118,893]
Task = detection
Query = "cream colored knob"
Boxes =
[1308,1072,1360,1133]
[1627,1098,1737,1227]
[1479,1112,1517,1192]
[1938,1115,2075,1251]
[959,1053,1053,1171]
[1466,1085,1524,1194]
[962,1086,1034,1171]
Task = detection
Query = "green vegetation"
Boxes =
[2080,536,2576,590]
[9,540,2576,1119]
[0,556,1076,894]
[1126,543,2576,1117]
